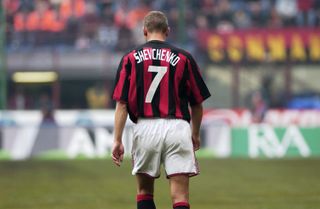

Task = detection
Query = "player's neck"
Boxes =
[146,33,166,42]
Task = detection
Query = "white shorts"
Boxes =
[131,118,199,178]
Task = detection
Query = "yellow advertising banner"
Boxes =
[197,28,320,63]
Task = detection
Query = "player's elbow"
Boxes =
[191,103,203,112]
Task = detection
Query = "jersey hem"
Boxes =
[136,116,190,123]
[112,96,128,104]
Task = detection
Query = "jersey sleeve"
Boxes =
[186,55,211,106]
[112,55,131,103]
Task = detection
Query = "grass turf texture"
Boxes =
[0,159,319,209]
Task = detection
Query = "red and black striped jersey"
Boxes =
[113,40,211,123]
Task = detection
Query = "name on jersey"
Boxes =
[133,49,181,66]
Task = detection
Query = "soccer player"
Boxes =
[112,11,211,209]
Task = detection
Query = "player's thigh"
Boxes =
[165,120,192,151]
[131,120,163,177]
[163,120,198,177]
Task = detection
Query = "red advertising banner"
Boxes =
[197,28,320,63]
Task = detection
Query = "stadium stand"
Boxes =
[4,0,320,50]
[3,0,320,110]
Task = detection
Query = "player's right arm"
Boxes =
[112,55,131,166]
[112,101,128,166]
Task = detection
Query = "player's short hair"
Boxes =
[143,11,169,34]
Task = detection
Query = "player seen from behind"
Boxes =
[112,11,211,209]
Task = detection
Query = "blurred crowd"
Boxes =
[4,0,320,51]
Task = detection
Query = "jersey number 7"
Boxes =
[145,65,168,103]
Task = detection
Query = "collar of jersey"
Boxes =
[147,40,166,44]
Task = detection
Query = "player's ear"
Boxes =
[165,27,170,37]
[143,27,148,37]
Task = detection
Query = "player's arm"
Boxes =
[112,101,128,166]
[190,103,203,151]
[186,54,210,151]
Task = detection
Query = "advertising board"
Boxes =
[0,110,319,160]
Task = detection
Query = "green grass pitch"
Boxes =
[0,158,319,209]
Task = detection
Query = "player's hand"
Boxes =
[112,141,124,166]
[192,135,201,151]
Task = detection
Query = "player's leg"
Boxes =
[169,175,190,209]
[136,174,156,209]
[164,119,198,209]
[132,119,163,209]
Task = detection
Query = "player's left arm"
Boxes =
[186,54,211,151]
[186,55,211,105]
[112,101,128,166]
[191,103,203,151]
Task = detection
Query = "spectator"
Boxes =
[115,25,134,52]
[268,5,283,28]
[12,8,29,47]
[14,9,28,32]
[131,0,151,45]
[9,87,27,110]
[96,6,118,50]
[233,10,251,29]
[74,1,99,49]
[59,0,85,21]
[114,0,151,47]
[248,0,268,28]
[196,14,210,30]
[25,0,65,46]
[38,93,55,124]
[250,90,267,123]
[215,0,234,31]
[4,0,20,42]
[126,0,150,29]
[316,1,320,26]
[114,0,131,28]
[296,0,316,27]
[275,0,297,26]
